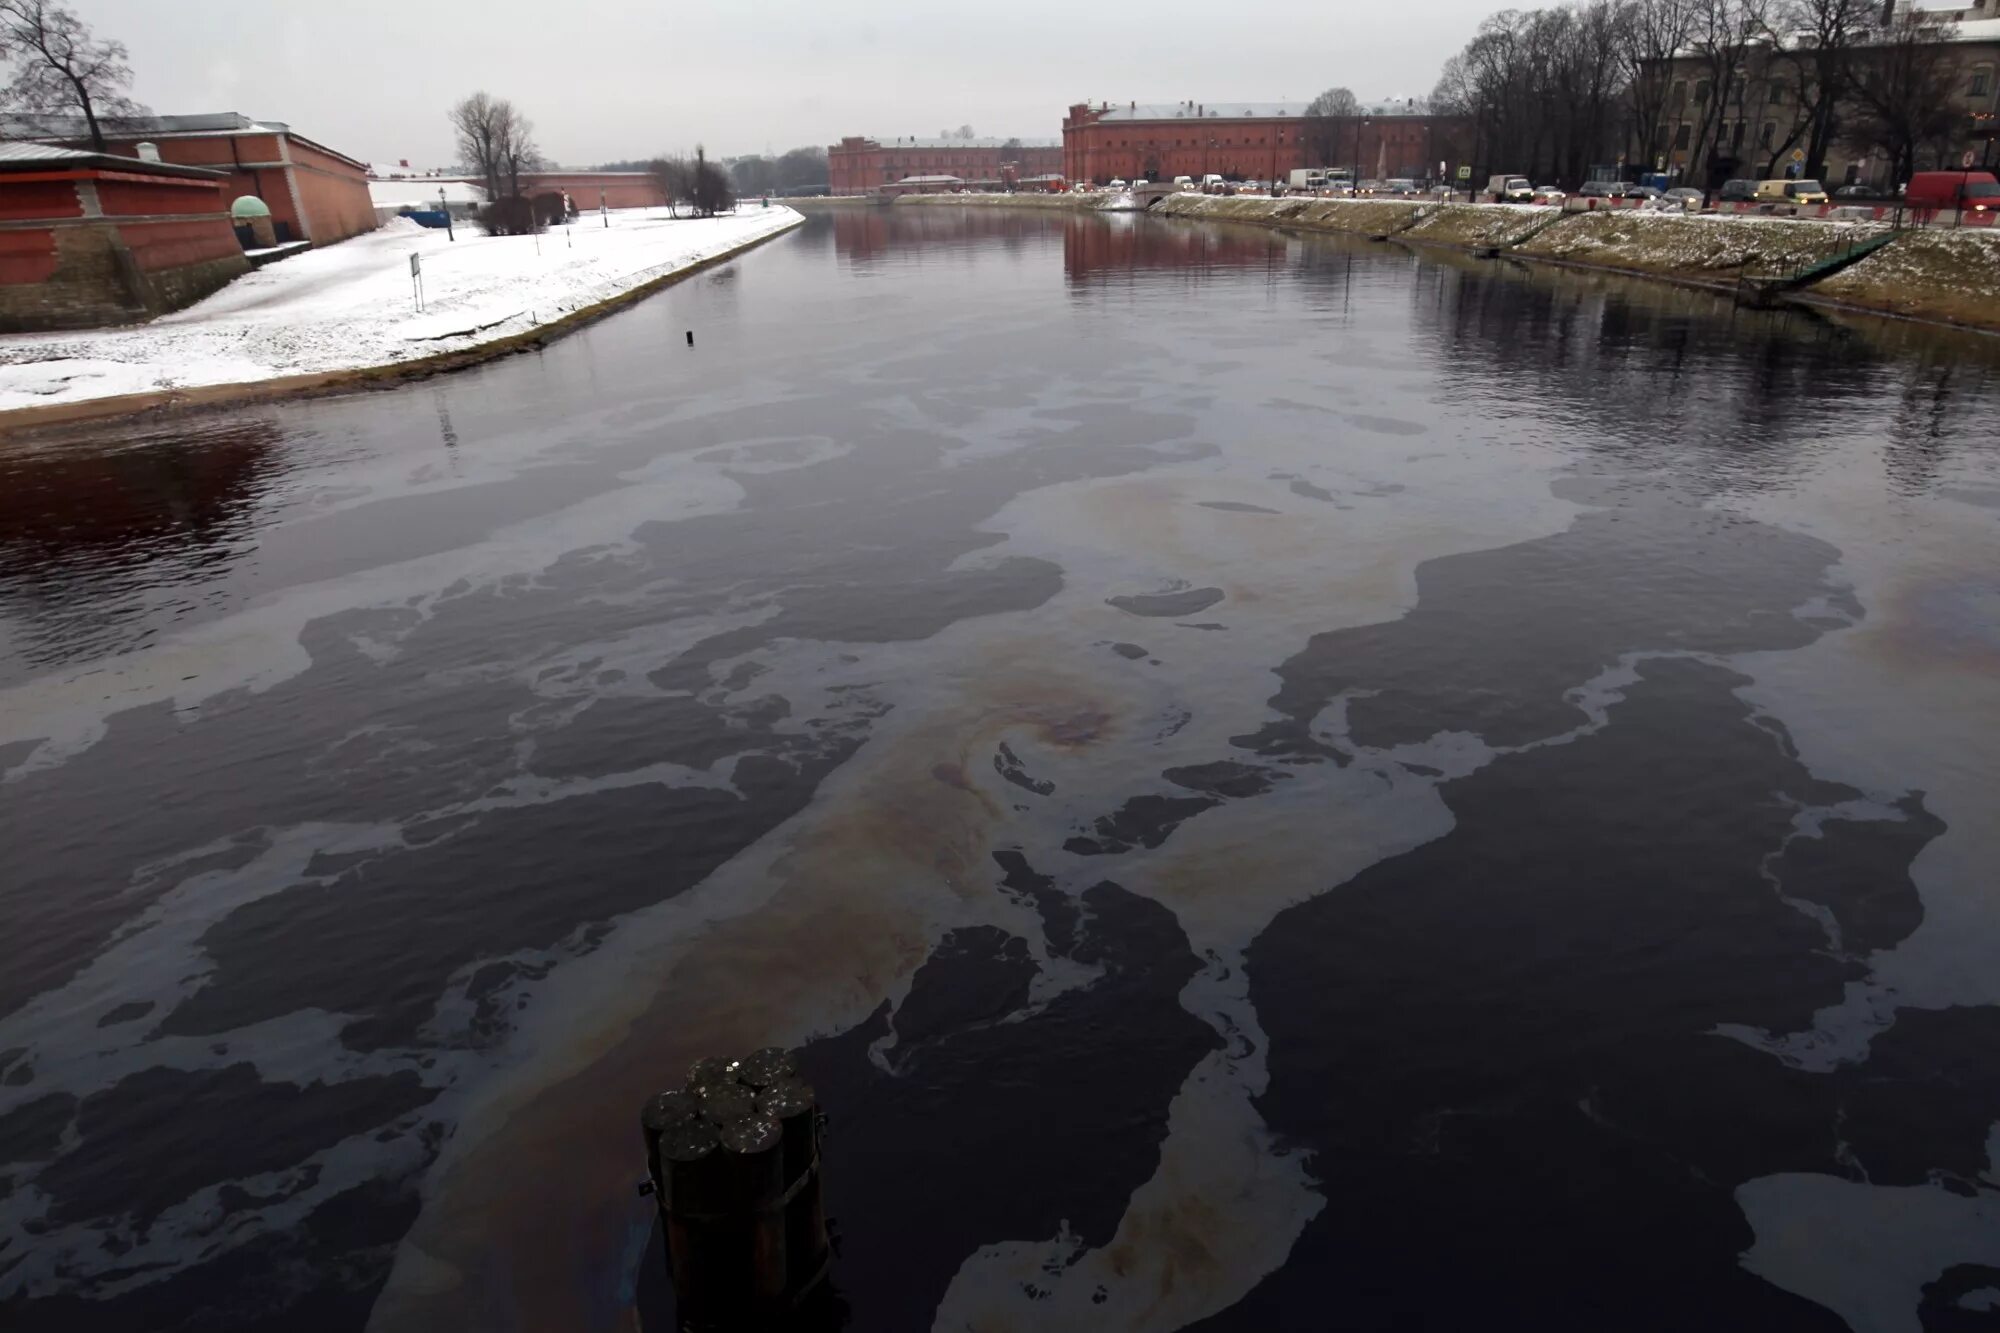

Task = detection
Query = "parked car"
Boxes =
[1382,178,1420,195]
[1625,184,1663,201]
[1533,185,1567,205]
[1576,180,1623,198]
[1833,184,1876,200]
[1903,170,2000,215]
[1109,178,1128,189]
[1660,187,1705,212]
[1783,179,1829,205]
[1718,178,1758,202]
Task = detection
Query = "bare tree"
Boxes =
[1620,0,1699,176]
[689,145,734,217]
[1769,0,1876,178]
[1435,6,1631,184]
[728,154,778,195]
[494,101,541,200]
[648,155,692,216]
[1845,7,1963,184]
[450,93,506,200]
[1303,85,1359,169]
[451,92,540,201]
[775,145,828,193]
[0,0,141,151]
[1680,0,1774,187]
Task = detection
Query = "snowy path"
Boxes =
[0,206,802,414]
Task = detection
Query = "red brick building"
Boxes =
[478,171,667,210]
[828,136,1064,194]
[1062,101,1470,186]
[0,143,248,331]
[4,112,376,245]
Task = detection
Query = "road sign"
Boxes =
[1791,148,1805,163]
[1965,150,1978,168]
[1455,164,1471,180]
[409,252,421,278]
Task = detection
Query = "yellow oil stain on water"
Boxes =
[368,464,1586,1333]
[366,657,1137,1333]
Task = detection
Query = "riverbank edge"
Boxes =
[1146,194,2000,335]
[0,212,806,435]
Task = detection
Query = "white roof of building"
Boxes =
[0,141,96,161]
[875,137,1061,148]
[1090,100,1433,120]
[367,179,487,207]
[895,174,964,183]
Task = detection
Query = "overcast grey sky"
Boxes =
[76,0,1493,167]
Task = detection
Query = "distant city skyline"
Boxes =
[77,0,1485,169]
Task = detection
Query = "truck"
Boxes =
[1903,170,2000,217]
[1485,174,1533,203]
[1288,168,1353,193]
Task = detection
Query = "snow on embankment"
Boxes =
[1403,202,1560,246]
[0,206,802,415]
[1812,226,2000,332]
[1153,193,1428,235]
[894,192,1102,211]
[1511,209,1890,281]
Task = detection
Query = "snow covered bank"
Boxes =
[0,206,802,416]
[1813,227,2000,332]
[894,192,1101,211]
[1148,194,2000,331]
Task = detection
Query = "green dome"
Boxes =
[230,195,272,219]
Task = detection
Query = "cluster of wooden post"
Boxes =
[640,1047,829,1330]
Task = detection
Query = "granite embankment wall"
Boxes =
[1150,193,2000,333]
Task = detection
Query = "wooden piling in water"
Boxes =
[639,1048,831,1330]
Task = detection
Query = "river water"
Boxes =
[3,208,1999,1332]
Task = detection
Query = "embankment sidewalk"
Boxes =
[0,205,803,419]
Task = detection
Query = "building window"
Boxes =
[1694,79,1711,105]
[1769,82,1785,105]
[1732,121,1746,148]
[1761,121,1775,147]
[1675,123,1692,149]
[1671,79,1687,108]
[1972,67,1992,98]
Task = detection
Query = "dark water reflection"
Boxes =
[2,210,1997,1333]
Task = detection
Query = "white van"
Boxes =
[1173,175,1194,189]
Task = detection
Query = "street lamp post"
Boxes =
[440,186,454,242]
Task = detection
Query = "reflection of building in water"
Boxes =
[0,419,281,670]
[829,205,1067,265]
[1063,213,1292,286]
[830,207,893,262]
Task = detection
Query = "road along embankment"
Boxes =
[1150,193,2000,334]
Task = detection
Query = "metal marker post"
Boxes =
[601,188,608,228]
[441,186,454,242]
[409,251,424,312]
